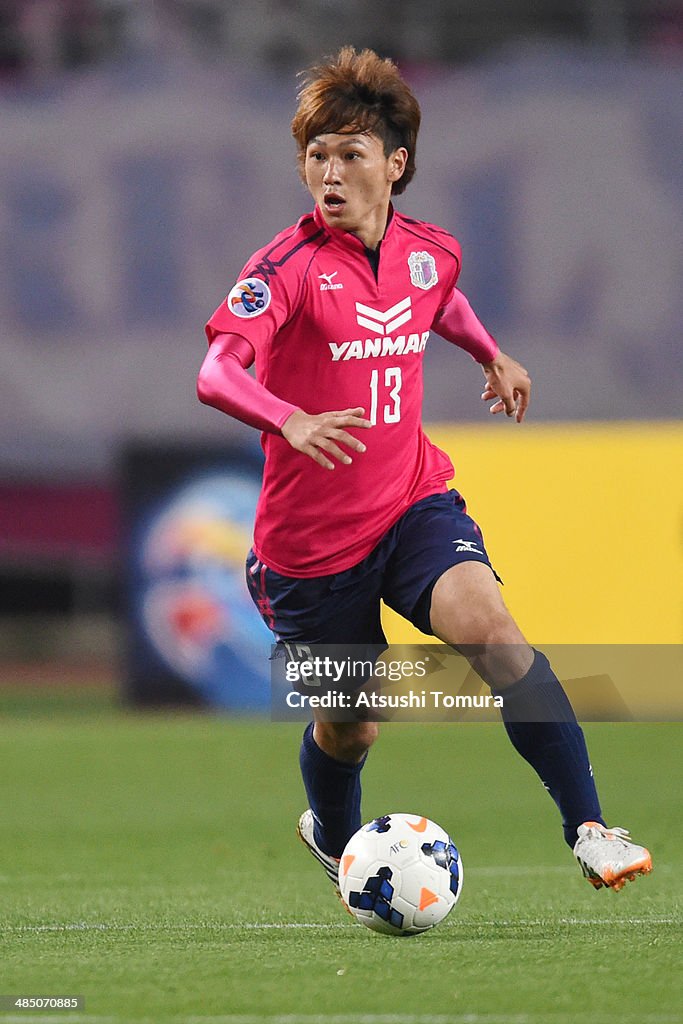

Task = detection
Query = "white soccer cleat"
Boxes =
[573,821,652,891]
[297,809,341,891]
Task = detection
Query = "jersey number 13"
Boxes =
[369,367,402,425]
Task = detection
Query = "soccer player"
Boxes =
[198,47,651,893]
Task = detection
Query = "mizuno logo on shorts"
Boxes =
[453,539,482,553]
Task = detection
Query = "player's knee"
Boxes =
[353,720,379,753]
[448,610,533,688]
[314,720,379,763]
[336,720,379,761]
[479,610,524,647]
[437,606,522,647]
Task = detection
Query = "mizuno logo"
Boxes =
[355,296,411,334]
[319,271,343,291]
[453,539,482,553]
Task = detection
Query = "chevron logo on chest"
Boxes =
[355,296,412,335]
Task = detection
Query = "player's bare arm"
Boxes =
[281,407,372,471]
[431,289,529,422]
[480,351,531,423]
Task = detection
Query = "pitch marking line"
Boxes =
[0,1019,116,1024]
[6,916,678,935]
[0,865,671,888]
[185,1016,683,1024]
[2,1013,680,1024]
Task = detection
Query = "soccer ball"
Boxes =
[339,813,463,936]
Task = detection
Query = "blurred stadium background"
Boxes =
[0,0,681,712]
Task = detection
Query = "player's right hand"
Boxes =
[280,407,372,470]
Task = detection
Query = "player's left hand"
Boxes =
[480,352,531,423]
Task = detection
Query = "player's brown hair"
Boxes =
[291,46,421,195]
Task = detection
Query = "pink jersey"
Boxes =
[206,205,463,577]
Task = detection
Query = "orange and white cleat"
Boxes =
[297,809,341,892]
[573,821,652,891]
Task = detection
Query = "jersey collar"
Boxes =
[312,203,396,253]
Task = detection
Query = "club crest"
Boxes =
[408,251,438,291]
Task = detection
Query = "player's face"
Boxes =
[305,131,408,250]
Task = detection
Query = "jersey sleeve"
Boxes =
[197,334,299,433]
[431,288,499,364]
[204,261,297,354]
[438,233,462,308]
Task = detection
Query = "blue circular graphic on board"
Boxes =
[133,470,271,708]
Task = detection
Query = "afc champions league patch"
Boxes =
[408,251,438,291]
[227,278,272,318]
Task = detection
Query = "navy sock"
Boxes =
[299,722,365,858]
[493,649,605,848]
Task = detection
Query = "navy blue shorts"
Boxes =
[246,489,498,649]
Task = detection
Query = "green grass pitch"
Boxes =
[0,706,680,1024]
